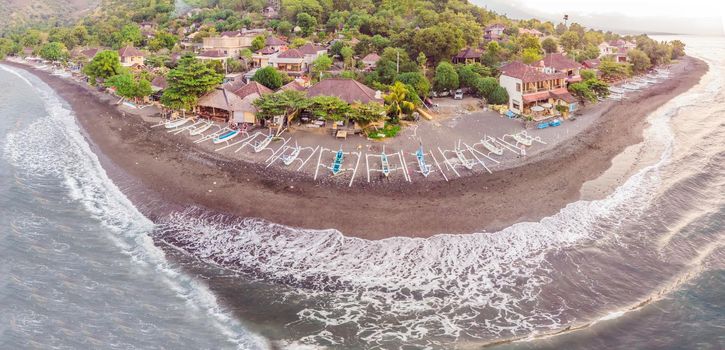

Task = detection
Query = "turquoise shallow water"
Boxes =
[1,35,723,349]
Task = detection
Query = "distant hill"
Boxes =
[0,0,99,32]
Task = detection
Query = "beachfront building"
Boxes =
[196,81,272,124]
[201,29,265,58]
[306,78,383,104]
[484,24,505,42]
[598,40,636,62]
[268,49,306,75]
[118,46,145,67]
[536,53,583,84]
[361,53,380,70]
[452,47,483,64]
[499,61,577,116]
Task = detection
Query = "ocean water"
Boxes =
[1,35,723,350]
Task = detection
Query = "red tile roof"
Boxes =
[538,53,581,71]
[80,48,100,58]
[297,43,325,55]
[550,88,576,103]
[453,47,482,60]
[256,47,276,55]
[306,78,382,104]
[265,36,287,46]
[582,58,601,69]
[501,61,566,83]
[361,53,380,63]
[151,76,167,89]
[280,80,306,92]
[233,81,273,99]
[119,46,144,57]
[277,49,304,59]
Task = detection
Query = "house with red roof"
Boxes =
[499,61,577,115]
[196,81,272,124]
[268,48,306,75]
[582,58,601,70]
[118,46,145,67]
[361,53,380,70]
[536,53,583,83]
[598,39,636,62]
[306,78,383,105]
[267,43,327,76]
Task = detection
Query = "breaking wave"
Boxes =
[1,64,268,350]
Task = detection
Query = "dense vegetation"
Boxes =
[0,0,686,121]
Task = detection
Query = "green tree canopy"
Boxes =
[311,54,333,79]
[296,12,318,36]
[39,42,69,62]
[433,62,459,92]
[83,50,122,85]
[149,31,178,51]
[252,66,286,90]
[161,56,224,110]
[251,35,266,51]
[541,37,558,54]
[105,73,153,102]
[488,86,509,105]
[559,31,581,52]
[521,47,542,65]
[384,81,416,123]
[627,48,651,74]
[396,72,430,98]
[598,60,631,80]
[568,82,596,104]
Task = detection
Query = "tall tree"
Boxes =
[83,50,122,85]
[433,62,459,92]
[541,37,558,54]
[161,56,223,110]
[627,49,651,74]
[384,81,416,123]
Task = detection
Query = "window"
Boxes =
[516,83,521,92]
[513,101,520,110]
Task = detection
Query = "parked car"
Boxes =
[453,89,463,100]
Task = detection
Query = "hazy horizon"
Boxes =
[472,0,725,36]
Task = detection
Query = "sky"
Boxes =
[472,0,725,36]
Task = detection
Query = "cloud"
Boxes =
[472,0,724,36]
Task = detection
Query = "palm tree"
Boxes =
[384,82,415,123]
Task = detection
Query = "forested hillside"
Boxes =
[0,0,99,32]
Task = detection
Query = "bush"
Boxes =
[488,86,509,105]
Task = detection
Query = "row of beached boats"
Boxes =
[608,68,671,100]
[156,116,548,186]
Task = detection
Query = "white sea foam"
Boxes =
[1,64,268,350]
[155,130,672,346]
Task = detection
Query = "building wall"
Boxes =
[121,56,144,67]
[202,36,255,57]
[499,75,523,113]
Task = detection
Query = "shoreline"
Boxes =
[2,57,708,239]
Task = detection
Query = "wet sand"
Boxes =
[3,57,707,239]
